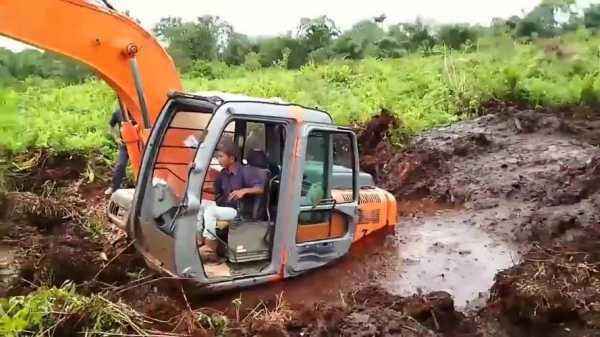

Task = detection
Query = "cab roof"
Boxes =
[192,91,288,104]
[183,91,333,125]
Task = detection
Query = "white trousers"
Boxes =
[197,200,237,240]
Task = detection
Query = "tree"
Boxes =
[223,33,253,66]
[515,4,557,38]
[515,0,578,38]
[437,24,478,50]
[542,0,575,9]
[256,35,308,69]
[388,23,411,48]
[375,37,406,58]
[243,52,261,71]
[152,16,232,69]
[584,4,600,29]
[152,16,183,39]
[0,48,90,83]
[403,19,436,51]
[333,20,385,59]
[297,16,340,52]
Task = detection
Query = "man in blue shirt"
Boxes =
[197,141,266,262]
[105,108,129,195]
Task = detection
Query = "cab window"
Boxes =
[297,130,355,243]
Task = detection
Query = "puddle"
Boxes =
[382,209,520,308]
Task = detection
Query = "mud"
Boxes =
[481,230,600,337]
[4,107,600,336]
[383,207,520,309]
[363,110,600,244]
[232,286,476,337]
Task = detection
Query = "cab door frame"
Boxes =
[283,123,359,277]
[172,101,298,288]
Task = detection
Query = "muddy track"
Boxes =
[2,107,600,336]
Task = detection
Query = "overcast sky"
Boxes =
[0,0,586,51]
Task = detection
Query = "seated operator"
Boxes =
[196,141,266,262]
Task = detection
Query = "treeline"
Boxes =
[156,0,600,72]
[0,49,91,86]
[2,0,600,83]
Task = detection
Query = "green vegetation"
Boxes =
[1,1,600,159]
[2,31,600,157]
[0,79,115,155]
[0,49,91,86]
[0,284,150,336]
[151,1,598,72]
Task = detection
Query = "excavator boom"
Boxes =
[0,0,183,174]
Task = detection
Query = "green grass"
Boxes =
[2,33,600,157]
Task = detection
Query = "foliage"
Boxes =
[438,24,479,50]
[584,4,600,29]
[243,52,262,71]
[333,20,386,59]
[0,48,91,85]
[4,32,600,157]
[0,79,115,156]
[153,15,233,71]
[297,15,340,52]
[0,283,152,337]
[6,2,600,80]
[223,32,254,66]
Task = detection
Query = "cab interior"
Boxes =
[197,119,286,279]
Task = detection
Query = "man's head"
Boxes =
[216,141,240,169]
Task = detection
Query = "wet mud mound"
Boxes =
[486,231,600,336]
[4,219,145,296]
[233,286,476,337]
[357,110,398,179]
[0,184,145,297]
[360,110,600,242]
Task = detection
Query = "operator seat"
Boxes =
[239,149,272,221]
[246,148,280,177]
[246,148,280,222]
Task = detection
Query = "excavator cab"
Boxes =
[126,92,361,291]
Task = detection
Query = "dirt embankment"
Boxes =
[361,108,600,244]
[0,155,200,335]
[357,106,600,336]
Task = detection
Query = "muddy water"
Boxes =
[194,229,398,313]
[195,203,520,313]
[383,208,520,308]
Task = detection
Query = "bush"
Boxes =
[243,52,262,71]
[186,60,231,80]
[6,34,600,156]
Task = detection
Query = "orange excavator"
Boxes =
[0,0,397,291]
